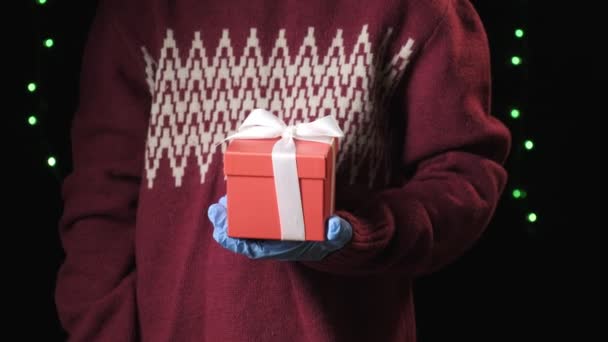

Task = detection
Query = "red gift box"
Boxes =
[224,138,338,241]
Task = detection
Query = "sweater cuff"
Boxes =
[302,197,430,276]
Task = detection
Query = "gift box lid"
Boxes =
[224,138,335,179]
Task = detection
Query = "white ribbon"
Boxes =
[224,108,344,240]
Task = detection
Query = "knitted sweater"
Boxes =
[56,0,511,341]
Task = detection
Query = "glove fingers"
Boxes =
[209,200,352,261]
[213,224,265,258]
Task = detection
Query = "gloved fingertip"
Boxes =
[327,217,341,240]
[327,216,353,245]
[207,204,216,220]
[212,223,227,243]
[219,195,227,207]
[207,203,221,220]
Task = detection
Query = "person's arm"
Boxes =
[55,3,150,340]
[302,0,511,276]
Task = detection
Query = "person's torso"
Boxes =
[123,0,443,340]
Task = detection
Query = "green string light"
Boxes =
[37,0,47,5]
[44,38,54,48]
[510,108,520,119]
[511,22,533,229]
[28,115,38,126]
[512,188,527,199]
[513,189,522,199]
[47,156,57,167]
[27,82,37,92]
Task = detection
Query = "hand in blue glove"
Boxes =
[208,195,352,261]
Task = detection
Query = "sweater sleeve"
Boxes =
[55,3,149,340]
[303,0,511,277]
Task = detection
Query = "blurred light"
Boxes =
[47,156,56,167]
[515,29,525,38]
[511,56,522,65]
[44,38,54,48]
[37,0,47,4]
[28,116,37,126]
[527,212,537,223]
[524,140,534,150]
[510,108,520,119]
[27,82,37,92]
[512,189,522,199]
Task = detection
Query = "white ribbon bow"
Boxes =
[224,108,344,240]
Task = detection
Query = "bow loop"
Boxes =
[224,108,344,144]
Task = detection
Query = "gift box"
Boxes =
[223,137,338,241]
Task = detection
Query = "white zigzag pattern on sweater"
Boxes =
[142,25,414,188]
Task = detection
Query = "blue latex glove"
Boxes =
[208,195,352,261]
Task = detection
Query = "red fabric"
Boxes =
[55,0,511,341]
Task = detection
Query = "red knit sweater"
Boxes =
[56,0,511,341]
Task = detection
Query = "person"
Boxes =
[55,0,511,340]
